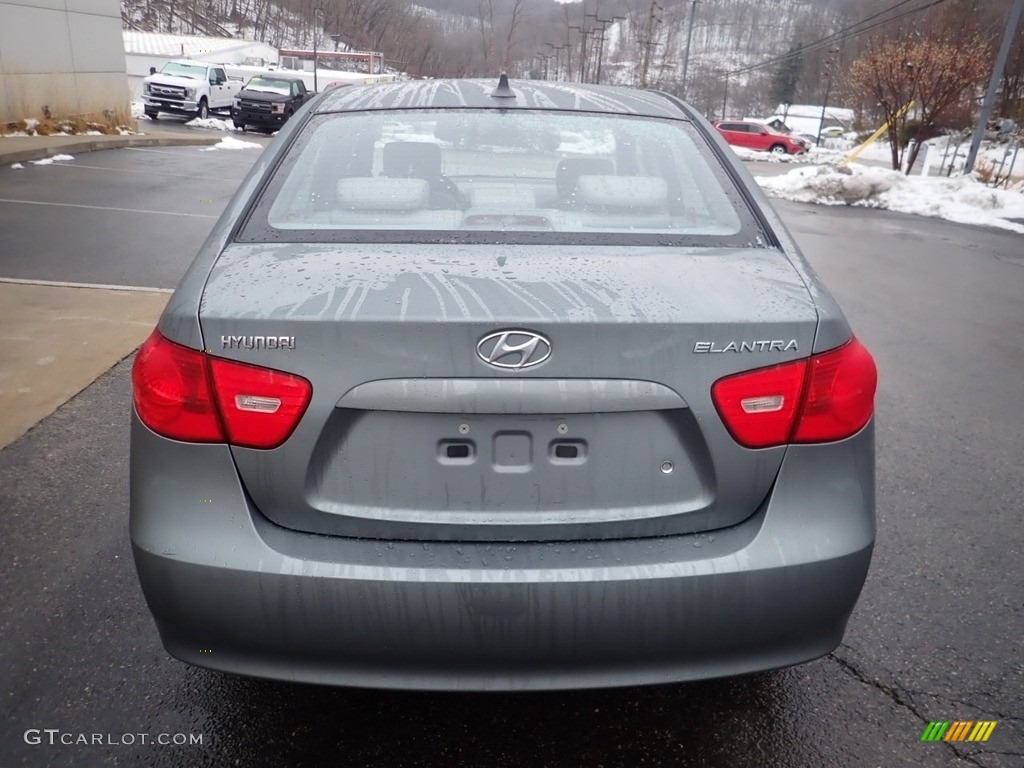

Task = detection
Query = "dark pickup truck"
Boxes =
[231,74,313,131]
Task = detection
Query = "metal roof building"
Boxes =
[1,0,128,123]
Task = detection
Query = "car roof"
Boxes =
[250,73,304,82]
[315,78,688,120]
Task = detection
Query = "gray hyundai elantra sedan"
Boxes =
[130,77,877,691]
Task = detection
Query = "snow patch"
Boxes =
[185,117,238,132]
[29,154,75,165]
[202,136,262,151]
[758,163,1024,233]
[758,164,905,204]
[11,163,24,169]
[728,144,852,165]
[729,146,796,163]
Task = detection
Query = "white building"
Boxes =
[123,31,278,98]
[766,103,855,138]
[0,0,128,123]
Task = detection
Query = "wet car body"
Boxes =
[131,78,877,691]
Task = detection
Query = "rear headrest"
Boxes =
[382,141,443,179]
[336,177,430,211]
[574,176,669,211]
[555,158,615,199]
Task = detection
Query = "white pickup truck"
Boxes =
[142,60,244,120]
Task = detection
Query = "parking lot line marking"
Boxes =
[37,162,235,181]
[0,198,217,219]
[124,146,231,157]
[0,277,173,294]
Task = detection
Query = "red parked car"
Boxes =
[713,120,808,155]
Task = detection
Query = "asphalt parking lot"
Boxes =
[0,135,1021,767]
[0,132,272,446]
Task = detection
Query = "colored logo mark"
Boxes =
[921,721,997,742]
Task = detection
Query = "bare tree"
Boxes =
[634,0,662,89]
[477,0,495,73]
[998,10,1024,122]
[850,33,992,172]
[503,0,527,73]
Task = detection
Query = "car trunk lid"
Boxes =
[198,242,819,542]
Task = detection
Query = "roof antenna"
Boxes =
[491,73,515,99]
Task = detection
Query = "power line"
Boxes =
[722,0,953,78]
[792,0,923,51]
[724,0,939,76]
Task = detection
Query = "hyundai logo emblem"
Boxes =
[476,330,552,370]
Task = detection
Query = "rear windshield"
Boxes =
[238,109,765,247]
[245,77,294,95]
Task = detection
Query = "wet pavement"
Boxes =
[0,139,269,447]
[0,138,1021,767]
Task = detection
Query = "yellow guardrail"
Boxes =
[842,100,914,165]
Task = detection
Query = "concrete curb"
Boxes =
[0,134,220,165]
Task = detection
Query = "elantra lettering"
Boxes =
[693,340,799,353]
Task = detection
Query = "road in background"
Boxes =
[0,144,1021,767]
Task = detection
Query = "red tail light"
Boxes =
[208,356,312,449]
[712,337,876,448]
[132,331,223,443]
[792,338,877,443]
[711,358,809,449]
[132,330,311,449]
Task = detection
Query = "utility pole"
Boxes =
[637,0,662,89]
[965,0,1024,173]
[816,73,832,146]
[569,25,586,82]
[581,26,589,82]
[584,8,599,82]
[680,0,699,100]
[312,7,323,92]
[815,48,840,147]
[721,71,729,119]
[546,43,565,81]
[592,15,623,84]
[565,26,573,83]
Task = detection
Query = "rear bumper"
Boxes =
[130,414,875,691]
